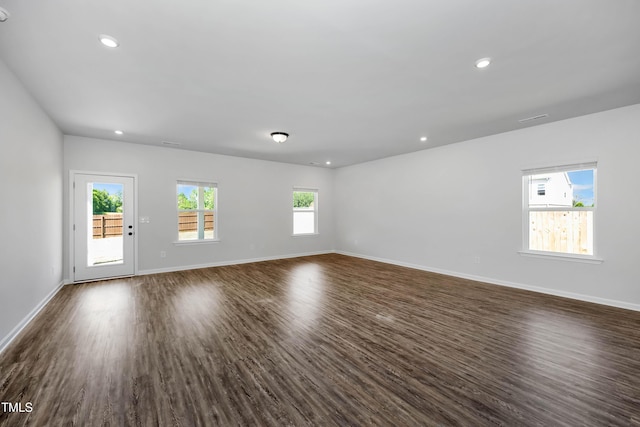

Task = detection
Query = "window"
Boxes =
[523,163,596,257]
[177,181,217,241]
[293,189,318,235]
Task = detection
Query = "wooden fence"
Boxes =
[93,212,214,238]
[93,214,123,239]
[178,212,214,232]
[529,211,593,254]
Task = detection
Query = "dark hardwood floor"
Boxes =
[1,254,640,426]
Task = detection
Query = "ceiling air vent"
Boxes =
[518,114,549,124]
[162,140,182,147]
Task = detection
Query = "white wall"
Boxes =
[3,66,637,351]
[63,136,335,279]
[334,104,640,309]
[0,59,63,346]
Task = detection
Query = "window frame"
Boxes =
[176,180,218,244]
[292,188,319,236]
[520,162,602,263]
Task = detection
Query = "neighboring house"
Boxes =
[529,172,573,207]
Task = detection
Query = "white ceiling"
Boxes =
[1,0,639,168]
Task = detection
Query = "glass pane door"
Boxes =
[73,174,135,282]
[87,182,124,266]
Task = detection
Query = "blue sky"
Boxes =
[567,170,594,206]
[99,175,595,206]
[177,184,197,196]
[93,183,123,195]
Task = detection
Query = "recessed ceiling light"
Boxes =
[420,136,428,142]
[270,132,289,144]
[0,7,10,22]
[114,130,123,135]
[475,57,491,69]
[326,161,331,165]
[99,34,119,48]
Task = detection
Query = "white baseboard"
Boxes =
[336,251,640,312]
[138,250,335,276]
[0,281,66,355]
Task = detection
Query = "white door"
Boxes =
[73,173,135,282]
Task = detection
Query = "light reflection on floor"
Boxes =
[286,263,325,334]
[74,282,133,372]
[172,283,220,337]
[518,308,602,394]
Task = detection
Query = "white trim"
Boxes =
[522,164,598,258]
[521,159,598,175]
[177,179,218,187]
[518,250,603,264]
[138,250,335,276]
[69,170,139,282]
[174,239,221,245]
[0,281,66,355]
[291,233,319,237]
[293,189,319,235]
[70,274,134,285]
[527,206,596,212]
[176,180,218,242]
[336,251,640,312]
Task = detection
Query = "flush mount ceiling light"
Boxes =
[270,132,289,144]
[420,136,428,142]
[326,161,331,165]
[114,130,124,135]
[475,57,491,69]
[0,7,10,22]
[99,34,119,48]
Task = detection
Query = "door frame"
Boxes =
[69,170,139,283]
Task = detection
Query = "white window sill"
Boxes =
[174,239,220,246]
[518,250,603,264]
[292,233,319,237]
